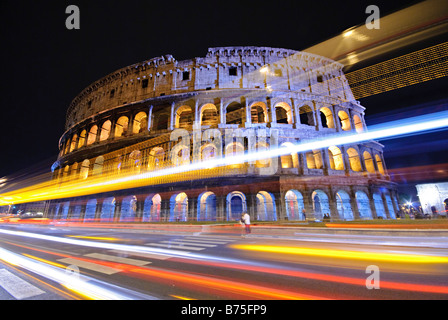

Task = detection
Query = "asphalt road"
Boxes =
[0,222,447,302]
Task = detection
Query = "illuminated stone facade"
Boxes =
[49,46,399,222]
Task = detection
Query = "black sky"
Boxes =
[0,0,447,188]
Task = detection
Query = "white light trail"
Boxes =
[93,110,448,187]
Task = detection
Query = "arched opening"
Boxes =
[115,116,129,138]
[363,151,375,173]
[347,147,362,172]
[64,140,70,155]
[198,191,217,221]
[255,141,270,168]
[170,192,188,222]
[338,110,352,131]
[149,147,165,169]
[225,141,245,168]
[328,146,344,170]
[306,150,323,169]
[133,112,148,134]
[92,156,104,176]
[226,102,244,125]
[62,165,70,181]
[171,144,190,166]
[355,191,372,219]
[312,190,330,221]
[175,105,194,129]
[274,102,292,124]
[285,190,305,220]
[129,150,142,172]
[320,107,335,128]
[154,113,169,131]
[70,134,78,153]
[84,199,97,222]
[100,120,111,141]
[201,143,218,162]
[250,102,267,124]
[336,190,354,220]
[80,159,90,180]
[299,105,315,126]
[71,162,78,178]
[60,202,70,220]
[200,104,219,127]
[375,154,385,175]
[143,194,161,222]
[120,195,138,222]
[256,191,277,221]
[100,197,115,222]
[70,204,82,221]
[227,191,246,221]
[373,193,387,219]
[280,142,299,168]
[78,130,86,149]
[353,115,364,132]
[87,125,98,145]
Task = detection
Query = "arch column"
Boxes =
[328,190,340,220]
[350,188,361,220]
[113,197,122,222]
[188,196,197,221]
[302,188,315,220]
[367,189,378,219]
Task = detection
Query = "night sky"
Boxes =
[1,0,447,196]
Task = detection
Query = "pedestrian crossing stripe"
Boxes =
[0,268,45,300]
[144,243,206,251]
[159,241,217,247]
[84,253,152,266]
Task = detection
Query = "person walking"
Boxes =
[241,212,251,236]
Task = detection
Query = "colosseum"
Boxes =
[48,46,400,223]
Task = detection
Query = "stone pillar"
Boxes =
[367,189,378,219]
[188,196,198,221]
[113,198,122,222]
[94,200,103,221]
[160,198,170,222]
[350,188,361,220]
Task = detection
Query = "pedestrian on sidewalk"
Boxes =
[241,212,251,236]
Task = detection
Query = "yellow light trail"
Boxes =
[230,244,448,264]
[67,235,120,241]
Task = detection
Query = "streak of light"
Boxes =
[67,235,121,242]
[0,246,157,300]
[3,262,81,300]
[22,253,68,269]
[325,223,448,229]
[3,229,448,296]
[304,0,448,66]
[170,295,196,300]
[168,256,448,295]
[230,244,448,264]
[0,110,447,206]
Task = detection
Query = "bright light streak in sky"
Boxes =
[0,111,447,204]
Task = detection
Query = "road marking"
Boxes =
[0,269,45,300]
[84,253,151,266]
[57,258,122,275]
[108,250,175,261]
[185,236,235,242]
[145,243,205,251]
[181,238,232,244]
[159,241,217,247]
